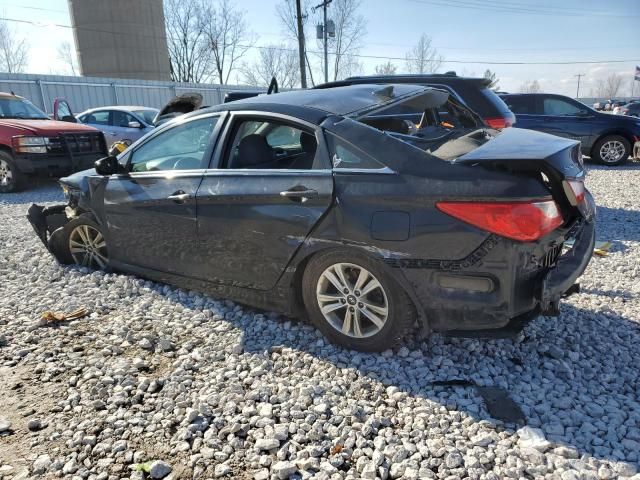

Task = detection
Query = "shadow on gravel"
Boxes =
[595,206,640,242]
[234,303,640,467]
[0,179,62,206]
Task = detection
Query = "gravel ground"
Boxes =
[0,164,639,480]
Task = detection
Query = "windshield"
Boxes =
[0,97,49,120]
[132,108,158,125]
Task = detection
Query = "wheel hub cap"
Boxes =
[600,140,625,163]
[0,159,12,186]
[69,224,108,269]
[316,262,389,339]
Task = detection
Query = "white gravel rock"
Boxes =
[1,168,640,478]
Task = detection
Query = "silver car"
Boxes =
[77,106,158,145]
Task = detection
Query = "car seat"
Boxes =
[234,134,274,169]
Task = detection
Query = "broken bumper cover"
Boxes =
[540,218,594,315]
[27,203,69,260]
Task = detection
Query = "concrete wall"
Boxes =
[68,0,171,81]
[0,73,265,114]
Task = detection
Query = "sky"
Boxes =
[1,0,639,97]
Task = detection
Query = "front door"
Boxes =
[194,114,333,290]
[538,95,594,146]
[102,114,221,275]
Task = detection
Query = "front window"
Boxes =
[132,109,158,125]
[0,97,48,120]
[543,98,583,116]
[129,116,218,172]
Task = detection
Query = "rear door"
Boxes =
[102,113,222,275]
[79,110,117,144]
[194,112,333,290]
[502,94,545,131]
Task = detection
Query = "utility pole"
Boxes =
[313,0,332,83]
[295,0,307,88]
[574,73,585,99]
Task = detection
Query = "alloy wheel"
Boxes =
[600,140,626,163]
[316,262,389,338]
[68,224,108,269]
[0,159,13,187]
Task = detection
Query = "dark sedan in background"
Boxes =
[501,92,640,165]
[28,84,594,351]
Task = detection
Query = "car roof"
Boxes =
[201,84,433,123]
[81,105,158,113]
[315,74,491,89]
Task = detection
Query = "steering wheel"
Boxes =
[172,156,201,170]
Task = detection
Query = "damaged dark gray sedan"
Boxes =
[28,84,596,352]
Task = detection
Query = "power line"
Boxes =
[406,0,640,18]
[1,16,638,67]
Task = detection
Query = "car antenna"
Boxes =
[267,77,279,95]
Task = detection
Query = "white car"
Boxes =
[77,106,159,145]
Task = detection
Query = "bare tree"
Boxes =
[56,42,78,76]
[405,34,443,74]
[603,73,624,98]
[323,0,367,81]
[0,18,29,73]
[519,80,541,93]
[200,0,253,85]
[276,0,316,86]
[164,0,212,83]
[375,61,397,75]
[484,69,499,90]
[242,44,299,89]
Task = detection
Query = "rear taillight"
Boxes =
[484,117,513,129]
[563,179,585,206]
[436,200,564,242]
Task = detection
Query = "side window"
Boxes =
[129,116,218,172]
[225,118,319,170]
[112,110,137,127]
[326,132,385,170]
[82,110,109,125]
[504,96,536,115]
[57,101,72,119]
[543,98,582,116]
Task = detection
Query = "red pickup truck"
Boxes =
[0,92,107,193]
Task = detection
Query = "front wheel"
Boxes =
[302,250,415,352]
[49,215,109,270]
[0,151,26,193]
[592,135,630,166]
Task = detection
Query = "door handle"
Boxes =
[280,188,318,200]
[168,191,191,203]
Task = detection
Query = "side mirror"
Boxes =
[61,115,78,123]
[95,156,125,176]
[128,121,142,129]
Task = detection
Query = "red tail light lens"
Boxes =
[484,117,513,129]
[563,179,585,205]
[436,200,564,242]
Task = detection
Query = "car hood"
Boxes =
[0,119,99,135]
[59,167,98,192]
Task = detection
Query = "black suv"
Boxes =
[500,93,640,165]
[314,73,516,129]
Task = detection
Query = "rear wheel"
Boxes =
[302,249,415,352]
[0,151,26,193]
[592,135,630,166]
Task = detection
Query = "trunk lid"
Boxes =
[455,127,591,222]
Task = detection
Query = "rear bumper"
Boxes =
[397,195,596,335]
[14,152,104,175]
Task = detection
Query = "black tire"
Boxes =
[301,249,415,352]
[0,151,26,193]
[592,135,630,166]
[49,214,109,270]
